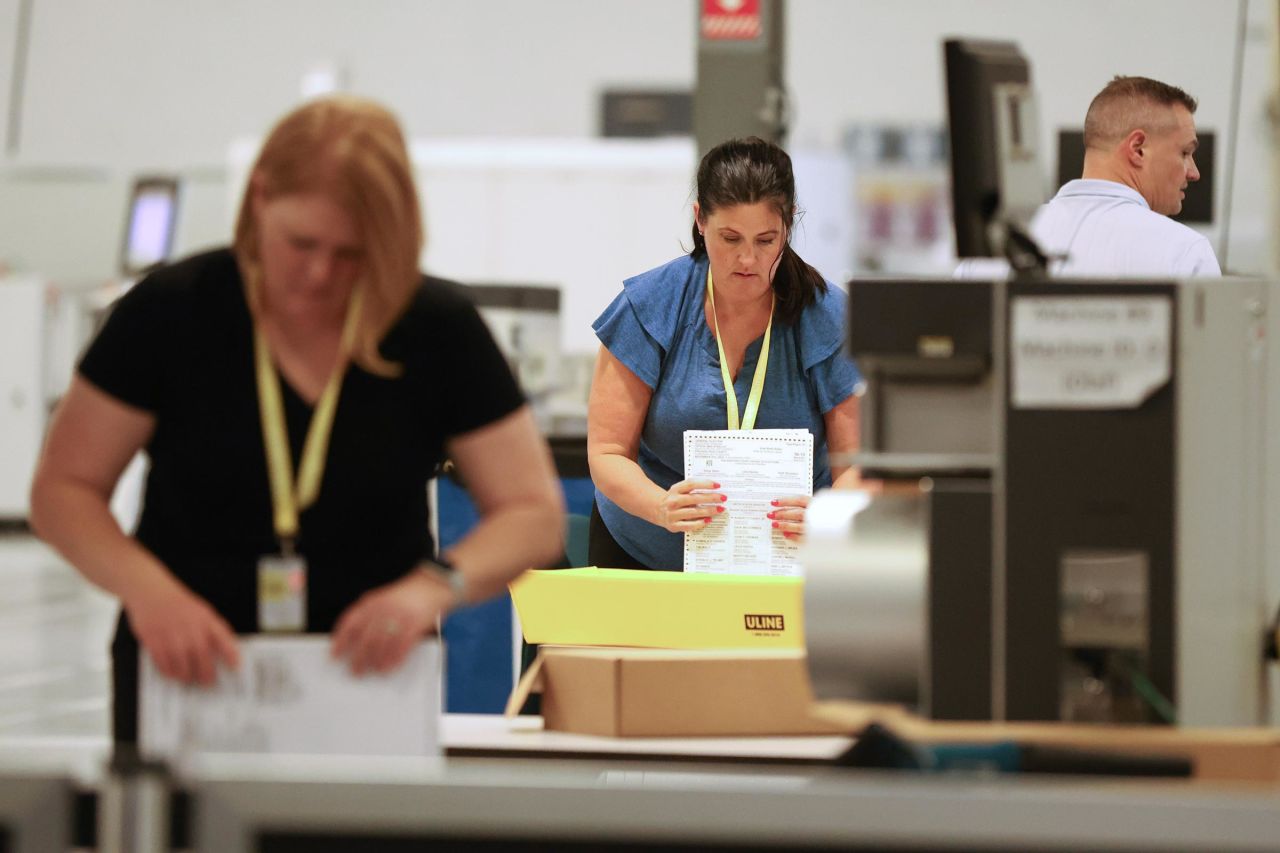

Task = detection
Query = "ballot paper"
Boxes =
[139,635,441,759]
[683,429,813,576]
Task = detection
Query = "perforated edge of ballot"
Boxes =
[509,567,804,649]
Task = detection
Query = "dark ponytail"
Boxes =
[691,136,826,325]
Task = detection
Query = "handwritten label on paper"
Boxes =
[1011,296,1171,409]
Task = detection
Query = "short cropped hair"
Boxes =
[1083,76,1198,150]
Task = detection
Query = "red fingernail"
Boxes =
[704,517,712,524]
[783,531,794,539]
[770,499,779,506]
[712,482,720,488]
[720,494,727,502]
[767,511,775,519]
[717,506,725,513]
[771,521,779,529]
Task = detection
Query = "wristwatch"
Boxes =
[419,557,468,607]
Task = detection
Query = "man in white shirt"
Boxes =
[959,76,1221,278]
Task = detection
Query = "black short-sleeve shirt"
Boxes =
[79,248,523,740]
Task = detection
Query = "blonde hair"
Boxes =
[233,95,423,376]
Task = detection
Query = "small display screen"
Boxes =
[121,177,179,276]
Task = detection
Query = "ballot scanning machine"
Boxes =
[805,273,1277,727]
[804,39,1280,727]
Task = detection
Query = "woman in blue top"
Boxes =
[587,137,862,571]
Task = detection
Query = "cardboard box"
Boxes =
[507,568,835,737]
[506,647,846,737]
[509,567,803,650]
[813,700,1280,783]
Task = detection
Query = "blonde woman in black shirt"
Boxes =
[30,96,564,743]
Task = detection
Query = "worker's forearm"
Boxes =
[442,498,564,602]
[30,480,176,605]
[588,453,667,527]
[831,467,863,489]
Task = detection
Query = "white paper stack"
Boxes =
[139,636,442,759]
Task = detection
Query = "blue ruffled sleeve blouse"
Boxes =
[592,253,861,570]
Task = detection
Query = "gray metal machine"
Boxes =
[693,0,786,157]
[805,275,1280,727]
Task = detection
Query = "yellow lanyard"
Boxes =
[707,268,773,431]
[253,288,364,552]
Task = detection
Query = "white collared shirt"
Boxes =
[956,179,1222,279]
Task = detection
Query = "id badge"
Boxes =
[258,554,307,632]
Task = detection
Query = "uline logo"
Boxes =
[744,614,785,631]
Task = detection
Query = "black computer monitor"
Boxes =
[120,176,180,277]
[944,38,1044,259]
[600,89,692,138]
[1056,128,1215,224]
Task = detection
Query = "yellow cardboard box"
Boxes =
[509,567,803,650]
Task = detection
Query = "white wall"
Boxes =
[0,0,1275,285]
[16,0,695,165]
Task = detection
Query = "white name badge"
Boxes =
[258,554,306,632]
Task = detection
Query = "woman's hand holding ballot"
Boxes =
[767,494,810,540]
[654,479,727,533]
